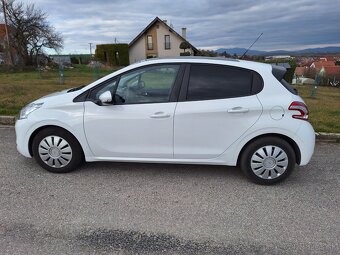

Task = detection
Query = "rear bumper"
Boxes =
[295,121,315,166]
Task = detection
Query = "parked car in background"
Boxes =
[15,57,315,184]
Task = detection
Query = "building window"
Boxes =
[164,35,170,49]
[147,35,153,50]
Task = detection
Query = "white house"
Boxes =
[129,17,198,64]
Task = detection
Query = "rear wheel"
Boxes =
[32,127,83,173]
[240,137,296,185]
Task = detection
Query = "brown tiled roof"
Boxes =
[312,61,335,69]
[323,66,340,76]
[294,67,307,76]
[322,56,335,61]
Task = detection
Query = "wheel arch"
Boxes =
[237,133,301,166]
[28,125,85,158]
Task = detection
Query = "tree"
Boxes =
[179,41,190,53]
[196,49,217,57]
[219,51,231,58]
[1,0,63,65]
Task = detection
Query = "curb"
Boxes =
[0,116,339,143]
[0,116,16,125]
[315,132,340,143]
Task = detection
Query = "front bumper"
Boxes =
[15,119,33,158]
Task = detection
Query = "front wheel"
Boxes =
[240,137,296,185]
[32,127,84,173]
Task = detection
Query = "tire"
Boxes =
[32,127,84,173]
[240,136,296,185]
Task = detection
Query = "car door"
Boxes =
[84,64,183,159]
[174,64,263,159]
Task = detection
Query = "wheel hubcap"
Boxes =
[250,145,288,180]
[38,136,72,168]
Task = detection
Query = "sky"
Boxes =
[2,0,340,54]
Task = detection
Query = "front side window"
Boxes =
[147,35,153,50]
[187,64,253,101]
[165,35,170,49]
[115,65,180,104]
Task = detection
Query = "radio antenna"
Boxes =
[241,32,263,59]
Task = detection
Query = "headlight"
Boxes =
[19,103,44,119]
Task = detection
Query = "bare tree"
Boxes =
[1,0,63,65]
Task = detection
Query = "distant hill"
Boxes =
[216,46,340,56]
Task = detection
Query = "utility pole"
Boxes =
[88,43,93,58]
[1,0,13,65]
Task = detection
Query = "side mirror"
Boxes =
[98,91,112,105]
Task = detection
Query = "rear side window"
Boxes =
[187,64,261,101]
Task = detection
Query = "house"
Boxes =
[265,55,293,61]
[293,66,321,85]
[310,60,340,80]
[49,55,72,65]
[294,66,307,77]
[129,17,199,63]
[295,59,340,85]
[310,60,335,69]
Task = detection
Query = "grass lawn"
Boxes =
[293,84,340,133]
[0,66,339,133]
[0,65,119,116]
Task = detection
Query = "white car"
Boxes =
[15,57,315,184]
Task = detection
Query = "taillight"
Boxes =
[288,101,309,120]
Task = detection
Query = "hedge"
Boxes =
[95,44,129,66]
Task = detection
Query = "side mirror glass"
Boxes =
[98,91,112,105]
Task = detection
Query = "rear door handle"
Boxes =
[150,112,171,119]
[227,107,249,113]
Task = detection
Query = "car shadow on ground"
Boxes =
[79,160,245,179]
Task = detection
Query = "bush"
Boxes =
[70,57,79,65]
[179,41,190,52]
[95,44,129,66]
[180,52,191,56]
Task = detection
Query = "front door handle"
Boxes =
[150,112,171,119]
[228,107,249,113]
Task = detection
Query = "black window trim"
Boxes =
[164,35,171,50]
[74,63,186,105]
[147,35,153,50]
[178,63,264,102]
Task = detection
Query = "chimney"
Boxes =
[181,27,187,39]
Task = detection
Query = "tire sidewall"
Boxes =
[240,137,296,185]
[32,128,83,173]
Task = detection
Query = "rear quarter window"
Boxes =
[272,65,297,95]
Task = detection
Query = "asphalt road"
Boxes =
[0,126,339,255]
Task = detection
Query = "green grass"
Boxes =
[293,84,340,133]
[0,65,120,115]
[0,67,339,133]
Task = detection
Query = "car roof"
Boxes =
[131,56,271,71]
